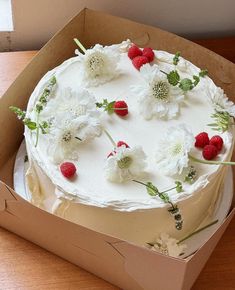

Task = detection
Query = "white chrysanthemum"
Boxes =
[131,64,184,120]
[104,145,147,183]
[149,233,186,258]
[48,117,101,164]
[42,87,100,121]
[155,124,194,176]
[76,44,120,87]
[208,86,235,117]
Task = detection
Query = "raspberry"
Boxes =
[209,135,223,151]
[202,145,218,160]
[195,132,209,148]
[143,47,155,62]
[128,44,143,59]
[114,100,128,116]
[117,141,130,148]
[132,56,149,70]
[60,162,76,178]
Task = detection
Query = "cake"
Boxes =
[11,40,235,257]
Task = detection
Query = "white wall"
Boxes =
[0,0,235,51]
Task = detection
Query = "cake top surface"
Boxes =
[24,40,234,211]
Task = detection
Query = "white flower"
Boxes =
[48,116,101,164]
[149,233,186,258]
[208,86,235,117]
[131,64,184,120]
[77,44,120,87]
[42,87,100,121]
[104,145,147,183]
[155,124,194,176]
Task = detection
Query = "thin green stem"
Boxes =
[189,154,235,166]
[74,38,86,54]
[160,69,168,76]
[132,180,177,209]
[103,129,116,147]
[161,186,177,194]
[132,179,151,188]
[178,219,218,244]
[35,112,40,147]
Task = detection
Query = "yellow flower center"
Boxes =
[152,81,169,101]
[117,156,132,169]
[62,131,72,142]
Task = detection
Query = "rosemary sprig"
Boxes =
[160,51,208,92]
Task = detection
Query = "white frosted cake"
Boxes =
[11,40,235,257]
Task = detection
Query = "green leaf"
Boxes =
[209,111,232,132]
[106,101,115,114]
[35,103,43,113]
[9,106,26,120]
[25,120,37,130]
[193,75,200,87]
[49,75,57,86]
[146,182,158,196]
[96,102,103,108]
[175,181,183,193]
[179,78,193,91]
[199,69,208,77]
[159,192,170,203]
[167,70,180,86]
[173,51,181,65]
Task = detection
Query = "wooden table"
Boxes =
[0,38,235,289]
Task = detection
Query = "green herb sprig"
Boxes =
[208,110,234,132]
[10,76,56,146]
[96,99,116,114]
[161,51,208,92]
[173,51,181,66]
[34,76,56,146]
[96,99,127,114]
[161,68,208,92]
[133,180,184,230]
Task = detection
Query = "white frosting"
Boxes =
[24,43,234,245]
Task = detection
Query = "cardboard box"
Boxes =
[0,8,235,290]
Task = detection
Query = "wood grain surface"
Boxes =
[0,37,235,290]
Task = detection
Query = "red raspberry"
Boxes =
[209,135,223,151]
[132,56,149,70]
[114,100,128,116]
[128,44,143,59]
[60,162,76,178]
[143,47,155,62]
[195,132,209,148]
[117,141,130,148]
[202,145,218,160]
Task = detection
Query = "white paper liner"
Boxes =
[14,140,234,258]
